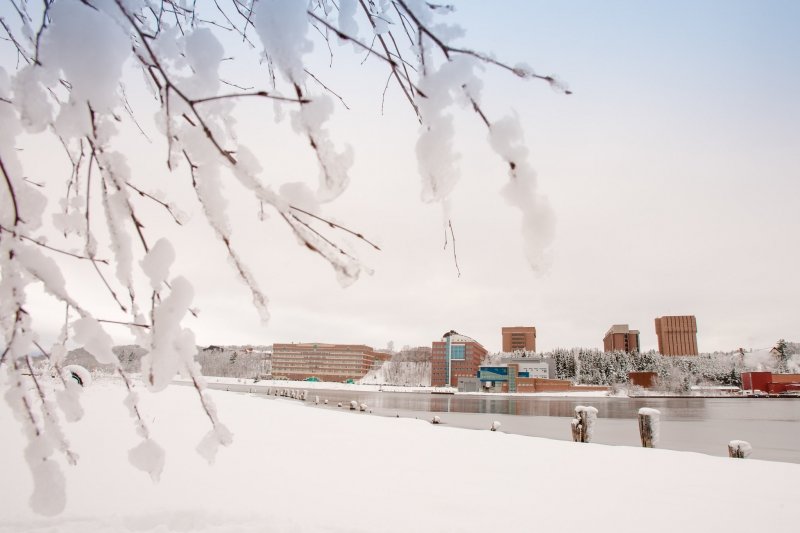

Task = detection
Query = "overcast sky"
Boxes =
[8,0,800,354]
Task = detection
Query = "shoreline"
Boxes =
[171,376,794,399]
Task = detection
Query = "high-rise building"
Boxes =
[431,331,487,387]
[603,324,640,353]
[654,316,698,355]
[271,343,387,381]
[501,326,536,352]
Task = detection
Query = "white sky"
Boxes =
[6,0,799,354]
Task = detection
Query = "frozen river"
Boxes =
[203,383,800,463]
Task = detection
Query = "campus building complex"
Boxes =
[654,315,698,355]
[431,331,487,387]
[271,343,387,382]
[501,326,536,352]
[603,324,640,353]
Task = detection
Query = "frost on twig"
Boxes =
[0,0,568,515]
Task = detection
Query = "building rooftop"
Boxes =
[441,330,479,344]
[605,324,639,337]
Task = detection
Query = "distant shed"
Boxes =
[629,372,658,389]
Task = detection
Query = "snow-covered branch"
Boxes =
[0,0,568,515]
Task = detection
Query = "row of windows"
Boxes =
[274,354,377,359]
[272,363,368,369]
[274,357,368,362]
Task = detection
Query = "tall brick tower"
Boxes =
[654,316,698,355]
[501,326,536,352]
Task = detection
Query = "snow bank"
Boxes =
[358,361,431,387]
[1,377,798,533]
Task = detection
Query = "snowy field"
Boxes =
[2,379,798,533]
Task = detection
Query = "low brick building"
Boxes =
[629,371,658,389]
[271,343,387,382]
[742,371,800,394]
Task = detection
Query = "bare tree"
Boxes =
[0,0,568,515]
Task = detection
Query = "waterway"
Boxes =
[203,383,800,464]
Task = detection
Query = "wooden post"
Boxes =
[728,440,752,458]
[572,406,597,443]
[432,416,441,424]
[490,420,501,431]
[571,418,582,442]
[638,408,660,448]
[349,400,358,410]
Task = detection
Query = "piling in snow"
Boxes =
[490,421,501,432]
[572,406,598,443]
[349,400,358,410]
[432,416,441,425]
[638,408,661,448]
[728,440,752,458]
[359,403,368,412]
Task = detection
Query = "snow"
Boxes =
[139,239,176,291]
[71,318,118,366]
[2,379,793,532]
[253,0,312,83]
[337,0,360,42]
[358,360,430,387]
[39,1,130,112]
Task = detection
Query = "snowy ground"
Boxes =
[177,375,619,397]
[2,379,798,533]
[175,375,436,393]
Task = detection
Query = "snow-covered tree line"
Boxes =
[546,344,799,391]
[0,0,568,514]
[195,345,271,379]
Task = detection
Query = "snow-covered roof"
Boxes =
[441,330,478,343]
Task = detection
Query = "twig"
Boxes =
[126,182,183,225]
[96,318,150,328]
[289,205,381,251]
[0,153,23,225]
[394,0,572,94]
[0,224,110,263]
[448,219,460,277]
[193,90,308,105]
[304,69,350,110]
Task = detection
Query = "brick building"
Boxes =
[478,364,609,394]
[603,324,640,353]
[271,343,387,382]
[501,326,536,352]
[654,315,698,355]
[431,331,487,387]
[741,372,800,395]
